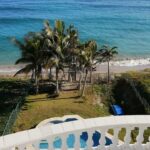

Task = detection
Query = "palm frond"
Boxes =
[11,38,25,52]
[14,64,34,76]
[15,57,32,64]
[44,20,53,37]
[55,20,65,35]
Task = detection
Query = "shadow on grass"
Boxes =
[51,95,81,100]
[27,97,48,102]
[62,88,78,91]
[23,94,81,107]
[74,100,84,103]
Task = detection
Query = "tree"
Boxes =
[65,25,79,81]
[13,32,44,94]
[43,20,68,94]
[100,45,118,84]
[88,41,97,83]
[79,41,96,96]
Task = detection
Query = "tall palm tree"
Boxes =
[13,32,44,94]
[79,41,96,96]
[42,20,56,80]
[100,45,118,84]
[78,41,103,93]
[88,41,97,83]
[43,20,68,94]
[65,25,79,81]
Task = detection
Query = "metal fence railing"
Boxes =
[2,96,26,136]
[125,78,150,114]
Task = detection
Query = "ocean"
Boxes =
[0,0,150,65]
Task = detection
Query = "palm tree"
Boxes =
[88,41,97,83]
[65,25,79,81]
[78,40,104,86]
[79,41,96,96]
[13,32,44,94]
[42,20,56,80]
[43,20,68,94]
[100,45,118,84]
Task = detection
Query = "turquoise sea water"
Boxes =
[0,0,150,64]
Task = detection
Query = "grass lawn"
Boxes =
[13,87,110,132]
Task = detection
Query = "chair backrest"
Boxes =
[111,104,124,115]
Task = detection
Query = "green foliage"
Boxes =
[29,83,56,95]
[93,84,112,106]
[93,84,109,96]
[99,45,118,83]
[13,19,118,95]
[112,72,150,114]
[13,89,110,132]
[100,45,118,61]
[0,79,30,104]
[0,79,30,135]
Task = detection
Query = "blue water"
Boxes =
[0,0,150,64]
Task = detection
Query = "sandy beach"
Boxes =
[96,64,150,73]
[96,57,150,73]
[0,58,149,77]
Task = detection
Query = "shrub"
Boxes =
[0,79,30,105]
[112,74,150,114]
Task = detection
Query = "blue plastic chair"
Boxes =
[111,105,124,115]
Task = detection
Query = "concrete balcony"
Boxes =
[0,115,150,150]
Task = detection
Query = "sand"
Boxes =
[0,58,149,77]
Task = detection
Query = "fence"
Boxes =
[125,77,150,114]
[0,115,150,150]
[92,72,150,113]
[2,95,26,136]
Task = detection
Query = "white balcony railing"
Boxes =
[0,115,150,150]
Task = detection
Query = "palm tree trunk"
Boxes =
[49,67,52,80]
[72,70,76,81]
[68,68,71,82]
[56,67,59,94]
[90,66,93,83]
[45,68,48,79]
[35,74,39,94]
[78,71,83,90]
[31,69,34,80]
[74,58,77,81]
[107,60,110,84]
[81,69,88,97]
[74,66,77,81]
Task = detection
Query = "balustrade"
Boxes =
[0,115,150,150]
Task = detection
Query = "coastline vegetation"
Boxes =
[12,20,118,96]
[13,87,110,132]
[0,78,30,134]
[0,19,118,135]
[0,20,149,142]
[112,70,150,114]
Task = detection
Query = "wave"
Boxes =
[101,58,150,67]
[0,18,45,24]
[78,4,150,10]
[0,6,34,11]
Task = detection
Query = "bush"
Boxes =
[29,83,56,95]
[112,74,150,114]
[0,79,31,105]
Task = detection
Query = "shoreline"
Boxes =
[0,57,149,76]
[96,64,150,74]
